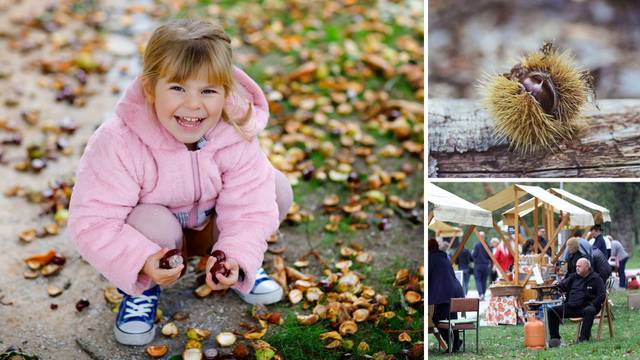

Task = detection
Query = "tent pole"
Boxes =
[450,225,475,265]
[552,226,580,264]
[538,202,544,253]
[542,215,568,258]
[514,186,520,286]
[520,218,532,240]
[534,198,539,245]
[542,205,555,256]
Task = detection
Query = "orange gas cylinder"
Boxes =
[524,312,545,349]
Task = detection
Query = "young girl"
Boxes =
[68,19,293,346]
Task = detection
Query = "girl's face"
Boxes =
[153,68,226,148]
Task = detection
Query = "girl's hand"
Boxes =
[205,256,240,290]
[142,248,184,287]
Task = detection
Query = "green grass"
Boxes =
[429,291,640,359]
[266,264,423,359]
[625,246,640,270]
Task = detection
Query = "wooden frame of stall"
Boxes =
[460,185,595,289]
[547,188,611,264]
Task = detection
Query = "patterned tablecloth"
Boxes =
[483,294,525,326]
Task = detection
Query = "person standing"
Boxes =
[537,227,551,256]
[472,237,491,301]
[610,238,630,288]
[455,245,473,296]
[494,238,514,275]
[590,225,607,258]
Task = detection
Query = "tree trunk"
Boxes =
[428,99,640,178]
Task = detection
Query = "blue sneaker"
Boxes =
[233,268,283,305]
[114,285,160,345]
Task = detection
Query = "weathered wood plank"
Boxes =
[428,99,640,177]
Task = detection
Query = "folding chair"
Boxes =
[436,298,480,353]
[570,277,614,340]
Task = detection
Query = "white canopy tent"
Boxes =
[427,183,493,227]
[501,185,594,227]
[550,188,611,223]
[427,183,493,267]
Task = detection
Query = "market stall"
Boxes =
[476,185,595,325]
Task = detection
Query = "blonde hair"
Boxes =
[142,19,251,139]
[566,237,579,253]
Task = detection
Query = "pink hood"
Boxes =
[69,66,279,295]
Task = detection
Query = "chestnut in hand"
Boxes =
[210,250,230,284]
[159,249,183,270]
[211,250,226,263]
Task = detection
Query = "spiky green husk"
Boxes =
[482,46,590,153]
[484,76,575,153]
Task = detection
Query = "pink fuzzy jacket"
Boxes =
[68,67,279,295]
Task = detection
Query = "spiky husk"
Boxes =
[484,75,575,153]
[482,46,590,153]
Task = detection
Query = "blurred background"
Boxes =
[428,0,640,99]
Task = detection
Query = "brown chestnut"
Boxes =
[518,71,557,115]
[211,261,230,284]
[76,298,90,312]
[159,249,183,269]
[211,250,226,263]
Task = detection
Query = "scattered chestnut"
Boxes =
[301,166,315,181]
[75,298,90,312]
[159,249,183,269]
[50,303,58,310]
[378,218,390,231]
[51,255,66,266]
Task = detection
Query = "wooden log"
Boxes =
[428,99,640,177]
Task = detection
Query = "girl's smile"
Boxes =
[152,67,226,147]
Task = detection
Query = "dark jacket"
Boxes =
[592,234,607,258]
[471,242,490,266]
[566,251,586,276]
[539,236,551,256]
[559,271,605,311]
[455,248,473,271]
[429,250,464,305]
[591,248,612,284]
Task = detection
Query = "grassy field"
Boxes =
[625,246,640,270]
[429,290,640,359]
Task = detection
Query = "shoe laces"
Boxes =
[123,294,158,319]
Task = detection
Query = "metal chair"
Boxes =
[570,276,614,340]
[436,297,480,353]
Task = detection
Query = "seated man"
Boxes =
[548,258,605,347]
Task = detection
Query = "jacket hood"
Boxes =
[114,66,270,151]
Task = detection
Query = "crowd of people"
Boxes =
[429,223,636,350]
